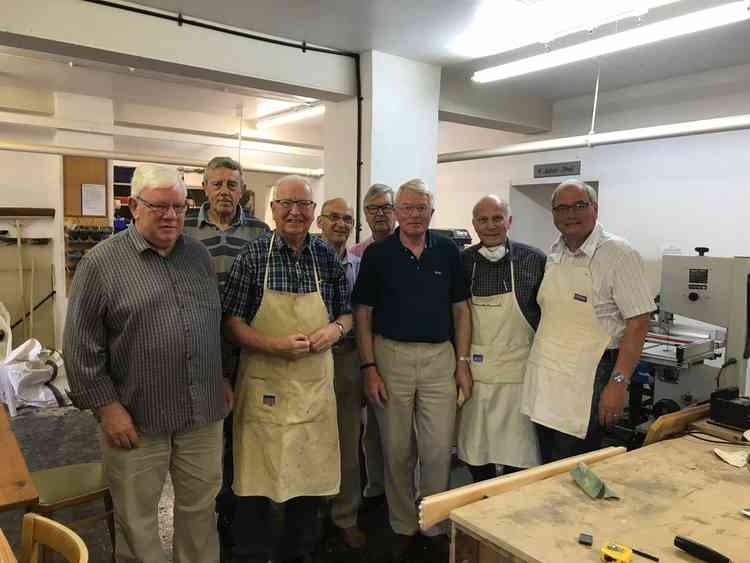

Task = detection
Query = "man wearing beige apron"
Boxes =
[522,180,654,463]
[223,176,353,563]
[317,197,367,549]
[457,196,546,482]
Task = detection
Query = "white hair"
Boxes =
[271,174,312,200]
[551,179,597,206]
[396,178,434,207]
[473,195,512,218]
[130,165,186,198]
[363,183,394,206]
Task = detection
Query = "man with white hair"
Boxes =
[65,164,230,563]
[457,195,546,482]
[522,180,654,463]
[353,178,472,559]
[223,175,352,563]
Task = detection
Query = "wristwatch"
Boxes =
[457,356,471,363]
[610,372,629,388]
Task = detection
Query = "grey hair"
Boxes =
[271,174,312,200]
[363,183,394,206]
[320,197,351,215]
[396,178,434,207]
[551,179,597,206]
[203,156,244,186]
[130,165,186,198]
[473,195,512,218]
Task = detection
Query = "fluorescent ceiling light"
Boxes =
[255,103,325,129]
[452,0,683,58]
[472,1,750,83]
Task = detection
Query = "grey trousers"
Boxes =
[331,346,363,528]
[373,336,457,535]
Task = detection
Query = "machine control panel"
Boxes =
[688,268,708,290]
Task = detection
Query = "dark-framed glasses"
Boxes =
[320,213,354,224]
[364,204,394,215]
[136,196,188,216]
[273,199,316,210]
[552,201,592,214]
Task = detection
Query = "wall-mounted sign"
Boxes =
[533,161,581,178]
[81,184,107,216]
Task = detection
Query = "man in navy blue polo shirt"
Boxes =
[352,178,472,558]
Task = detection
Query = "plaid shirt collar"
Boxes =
[197,201,246,228]
[272,230,313,255]
[127,223,184,255]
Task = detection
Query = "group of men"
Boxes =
[64,156,654,563]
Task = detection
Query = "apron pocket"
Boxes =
[241,377,332,426]
[470,344,526,384]
[528,337,577,375]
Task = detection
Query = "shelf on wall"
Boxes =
[0,207,56,218]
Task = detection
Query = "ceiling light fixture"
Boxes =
[472,1,750,83]
[255,103,325,129]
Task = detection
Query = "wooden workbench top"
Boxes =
[0,408,38,512]
[451,436,749,562]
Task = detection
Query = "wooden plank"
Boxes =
[420,446,625,531]
[643,403,709,445]
[689,418,747,443]
[450,436,746,562]
[0,528,17,563]
[0,208,55,218]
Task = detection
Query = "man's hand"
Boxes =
[598,381,627,427]
[272,333,311,359]
[364,367,388,408]
[308,323,340,353]
[455,361,473,402]
[97,401,139,449]
[223,379,234,412]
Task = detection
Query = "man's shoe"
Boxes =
[340,526,367,549]
[389,533,414,562]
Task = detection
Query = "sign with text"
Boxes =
[533,161,581,178]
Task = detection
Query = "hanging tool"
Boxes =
[15,219,25,339]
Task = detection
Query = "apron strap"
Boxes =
[263,232,322,293]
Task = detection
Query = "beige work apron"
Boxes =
[457,259,540,468]
[233,234,340,502]
[521,259,611,439]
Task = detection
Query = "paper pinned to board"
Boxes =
[714,448,749,468]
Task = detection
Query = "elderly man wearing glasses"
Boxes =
[223,176,353,563]
[64,165,230,563]
[350,183,396,258]
[522,179,654,463]
[316,198,368,549]
[352,179,472,560]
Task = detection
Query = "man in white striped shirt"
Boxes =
[521,179,655,462]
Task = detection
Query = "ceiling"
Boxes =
[129,0,750,101]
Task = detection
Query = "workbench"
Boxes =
[450,435,749,562]
[0,407,38,512]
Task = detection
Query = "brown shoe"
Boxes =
[340,526,367,549]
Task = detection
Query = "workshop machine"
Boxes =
[629,249,750,428]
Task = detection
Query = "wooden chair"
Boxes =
[20,513,88,563]
[27,463,114,562]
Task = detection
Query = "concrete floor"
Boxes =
[1,406,463,562]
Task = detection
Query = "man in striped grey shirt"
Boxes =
[522,179,655,463]
[64,165,231,563]
[182,156,268,562]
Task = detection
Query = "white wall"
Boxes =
[0,150,64,349]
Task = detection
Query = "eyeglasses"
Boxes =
[136,196,188,216]
[273,199,316,210]
[364,204,394,215]
[320,213,354,224]
[396,204,431,216]
[552,201,592,214]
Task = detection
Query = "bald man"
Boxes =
[317,198,366,549]
[457,195,546,482]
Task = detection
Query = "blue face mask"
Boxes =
[478,244,507,262]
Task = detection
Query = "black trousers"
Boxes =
[535,350,617,464]
[217,414,236,562]
[467,463,524,483]
[232,495,322,563]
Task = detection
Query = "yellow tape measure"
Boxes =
[601,543,633,563]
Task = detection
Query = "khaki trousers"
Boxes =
[373,336,457,535]
[331,346,363,528]
[101,420,223,563]
[362,403,385,498]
